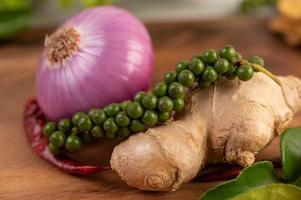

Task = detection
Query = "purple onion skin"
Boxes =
[37,6,153,121]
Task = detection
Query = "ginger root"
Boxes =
[110,73,301,191]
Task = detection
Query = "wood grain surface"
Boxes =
[1,15,301,200]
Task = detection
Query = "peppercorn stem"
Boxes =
[241,60,281,86]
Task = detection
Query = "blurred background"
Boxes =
[0,0,280,40]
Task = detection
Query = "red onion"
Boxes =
[37,6,153,121]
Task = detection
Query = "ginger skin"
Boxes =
[110,73,301,191]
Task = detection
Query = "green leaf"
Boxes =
[294,177,301,188]
[240,0,277,13]
[281,127,301,182]
[0,0,31,12]
[0,11,31,40]
[231,184,301,200]
[200,161,280,200]
[80,0,115,7]
[60,0,74,7]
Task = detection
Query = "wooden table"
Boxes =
[1,15,301,200]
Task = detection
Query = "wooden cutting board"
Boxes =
[1,15,301,200]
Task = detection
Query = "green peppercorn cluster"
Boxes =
[44,45,265,155]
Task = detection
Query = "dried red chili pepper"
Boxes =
[23,98,110,175]
[194,164,242,182]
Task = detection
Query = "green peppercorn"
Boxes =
[198,80,212,88]
[120,100,131,111]
[217,74,223,80]
[189,58,205,76]
[164,71,177,85]
[142,110,158,127]
[50,131,65,148]
[158,111,172,122]
[48,143,61,155]
[134,91,146,103]
[71,127,79,135]
[103,118,119,135]
[65,135,82,152]
[152,82,167,97]
[104,103,121,117]
[202,66,218,83]
[220,45,236,62]
[173,98,185,112]
[192,54,203,60]
[81,134,94,143]
[158,96,174,112]
[72,112,86,125]
[234,52,243,62]
[214,58,230,74]
[203,49,218,64]
[177,69,195,87]
[168,82,185,99]
[130,120,146,133]
[43,122,56,138]
[248,55,264,66]
[58,118,72,133]
[224,64,237,80]
[91,125,104,138]
[88,108,106,125]
[106,132,116,140]
[127,102,144,119]
[115,111,131,127]
[176,60,189,72]
[117,127,130,138]
[142,94,158,110]
[237,63,254,81]
[77,115,93,132]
